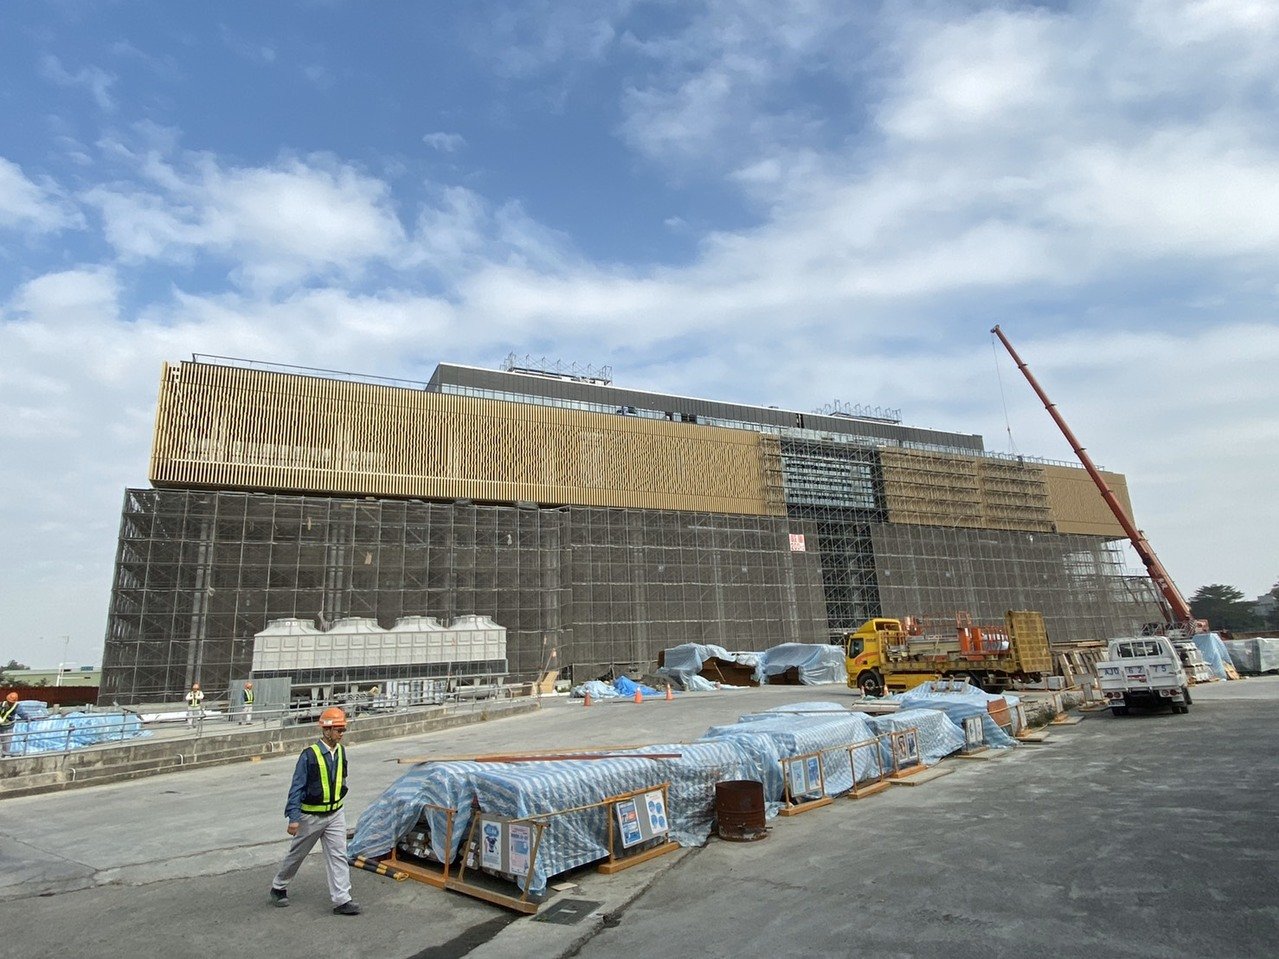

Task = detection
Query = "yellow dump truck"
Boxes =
[844,610,1053,696]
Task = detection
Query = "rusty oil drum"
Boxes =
[714,780,767,842]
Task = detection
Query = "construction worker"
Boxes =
[239,681,254,725]
[184,682,204,728]
[269,707,361,915]
[0,692,19,757]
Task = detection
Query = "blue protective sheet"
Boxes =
[656,643,740,687]
[570,677,664,700]
[898,683,1020,748]
[349,698,972,897]
[702,702,884,795]
[753,644,847,685]
[5,711,150,755]
[348,739,774,895]
[1193,632,1235,680]
[863,708,965,765]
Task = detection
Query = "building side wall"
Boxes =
[150,362,781,516]
[101,489,826,704]
[1042,464,1135,537]
[869,524,1162,643]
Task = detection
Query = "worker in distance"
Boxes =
[269,706,362,915]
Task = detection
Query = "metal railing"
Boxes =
[0,680,528,763]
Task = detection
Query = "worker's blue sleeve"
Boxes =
[284,749,310,822]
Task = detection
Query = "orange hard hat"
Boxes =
[318,706,347,729]
[5,692,17,703]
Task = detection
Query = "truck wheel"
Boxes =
[1110,706,1129,717]
[1182,687,1192,706]
[857,670,883,698]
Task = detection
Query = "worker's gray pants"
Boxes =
[272,809,352,906]
[0,729,12,757]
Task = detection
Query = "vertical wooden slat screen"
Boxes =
[149,362,785,517]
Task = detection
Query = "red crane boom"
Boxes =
[990,325,1194,627]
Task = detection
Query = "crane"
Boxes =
[990,325,1198,633]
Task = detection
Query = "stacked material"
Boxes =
[348,739,776,895]
[703,704,881,797]
[753,644,847,685]
[898,682,1020,748]
[1191,632,1236,680]
[1223,638,1279,675]
[657,644,758,688]
[349,699,966,898]
[863,708,966,764]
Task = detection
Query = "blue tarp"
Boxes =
[349,738,776,895]
[898,682,1020,748]
[656,643,752,687]
[5,711,150,755]
[1192,632,1235,680]
[349,698,976,898]
[570,676,665,700]
[863,708,966,765]
[702,703,884,797]
[753,644,847,685]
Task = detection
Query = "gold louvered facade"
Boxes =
[150,362,784,517]
[1042,464,1134,537]
[880,449,984,527]
[880,449,1127,537]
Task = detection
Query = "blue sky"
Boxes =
[2,0,1277,667]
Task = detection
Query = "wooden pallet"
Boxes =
[1052,643,1107,688]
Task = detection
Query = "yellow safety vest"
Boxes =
[300,743,345,814]
[0,701,16,726]
[243,689,254,705]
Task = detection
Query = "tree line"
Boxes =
[1189,582,1279,632]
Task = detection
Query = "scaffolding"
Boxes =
[102,489,828,704]
[100,357,1162,704]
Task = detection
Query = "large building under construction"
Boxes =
[100,356,1161,703]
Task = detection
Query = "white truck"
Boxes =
[1095,637,1192,716]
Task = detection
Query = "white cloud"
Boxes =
[423,132,467,152]
[82,152,407,290]
[39,55,117,112]
[0,158,82,232]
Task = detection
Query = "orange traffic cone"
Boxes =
[664,685,674,701]
[583,690,592,707]
[634,687,643,704]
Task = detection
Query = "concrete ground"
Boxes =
[2,679,1275,959]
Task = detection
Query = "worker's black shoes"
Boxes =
[332,900,362,916]
[269,886,289,907]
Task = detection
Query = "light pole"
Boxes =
[56,635,70,686]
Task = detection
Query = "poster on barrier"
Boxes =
[480,819,505,871]
[788,759,810,798]
[508,823,531,875]
[963,715,984,749]
[643,790,669,835]
[616,798,645,847]
[892,729,920,767]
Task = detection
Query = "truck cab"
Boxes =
[1095,636,1191,716]
[843,618,901,697]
